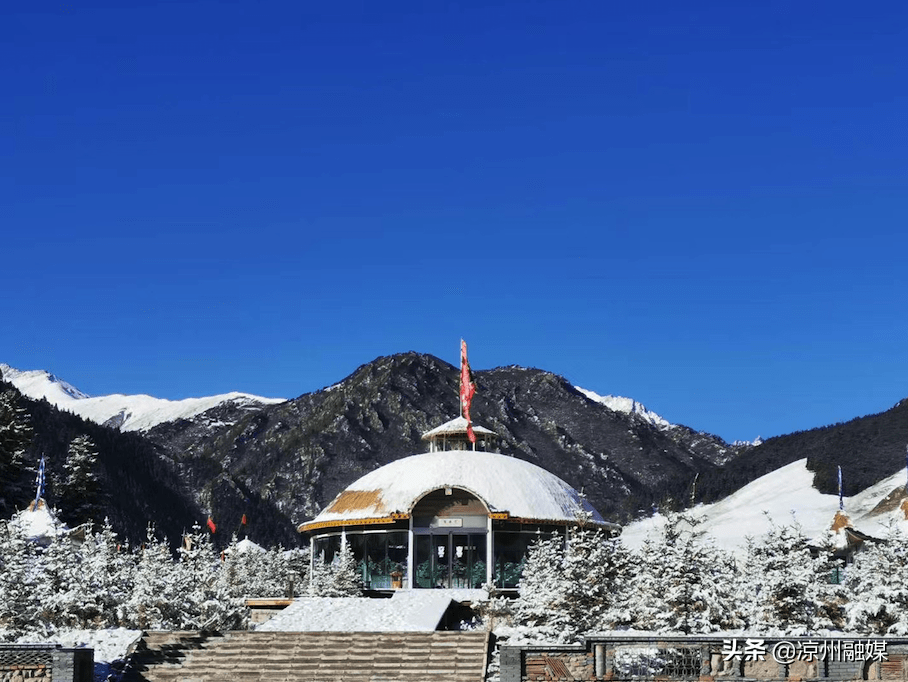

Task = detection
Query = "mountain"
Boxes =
[0,363,285,432]
[693,397,908,505]
[144,353,745,526]
[0,377,204,545]
[2,354,906,550]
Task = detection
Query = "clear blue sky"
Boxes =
[3,0,906,443]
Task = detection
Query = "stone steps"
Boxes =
[126,630,489,682]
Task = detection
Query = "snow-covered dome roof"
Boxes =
[299,449,611,531]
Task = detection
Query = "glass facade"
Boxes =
[492,530,561,588]
[309,490,588,592]
[346,531,408,589]
[311,526,569,590]
[414,532,487,589]
[313,533,341,564]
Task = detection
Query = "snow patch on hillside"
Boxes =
[0,363,285,432]
[621,459,908,555]
[575,387,673,430]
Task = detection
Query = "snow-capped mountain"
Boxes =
[575,387,674,430]
[0,363,285,432]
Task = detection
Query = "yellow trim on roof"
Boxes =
[297,514,409,533]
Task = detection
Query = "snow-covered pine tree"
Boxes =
[218,538,308,599]
[124,525,183,629]
[630,513,742,634]
[743,517,823,635]
[808,526,848,631]
[175,523,247,630]
[308,541,362,597]
[562,522,634,635]
[844,524,908,635]
[67,521,136,628]
[0,519,41,639]
[59,434,103,523]
[32,528,78,634]
[512,532,570,640]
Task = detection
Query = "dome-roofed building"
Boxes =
[299,414,620,591]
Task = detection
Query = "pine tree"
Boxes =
[59,434,103,523]
[175,524,247,630]
[631,513,742,634]
[743,517,823,635]
[0,389,34,512]
[124,525,184,629]
[308,541,362,597]
[32,528,78,633]
[844,524,908,635]
[0,519,42,639]
[512,533,569,639]
[69,521,135,628]
[511,520,633,642]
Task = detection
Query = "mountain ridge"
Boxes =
[2,354,905,549]
[0,363,285,432]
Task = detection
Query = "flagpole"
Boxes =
[459,339,464,418]
[34,454,46,508]
[838,465,844,512]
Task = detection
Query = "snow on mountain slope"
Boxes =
[0,363,285,432]
[620,458,908,554]
[575,387,674,430]
[0,365,90,402]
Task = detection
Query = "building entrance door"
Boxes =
[414,532,487,589]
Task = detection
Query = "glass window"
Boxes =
[313,534,341,565]
[452,533,487,588]
[342,531,410,590]
[415,535,435,588]
[493,530,558,588]
[387,532,408,587]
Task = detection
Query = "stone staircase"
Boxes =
[125,630,490,682]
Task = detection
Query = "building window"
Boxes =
[346,531,408,589]
[313,534,342,564]
[493,530,560,588]
[415,532,487,588]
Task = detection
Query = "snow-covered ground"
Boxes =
[575,387,674,430]
[0,363,285,432]
[257,590,485,632]
[621,459,908,554]
[47,629,143,664]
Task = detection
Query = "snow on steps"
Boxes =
[126,630,490,682]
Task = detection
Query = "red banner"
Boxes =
[207,516,216,534]
[460,340,476,443]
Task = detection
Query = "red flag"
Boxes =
[207,516,216,533]
[241,513,247,526]
[460,340,476,443]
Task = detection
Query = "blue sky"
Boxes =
[2,0,906,443]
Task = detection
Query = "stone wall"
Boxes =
[500,636,908,682]
[0,645,93,682]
